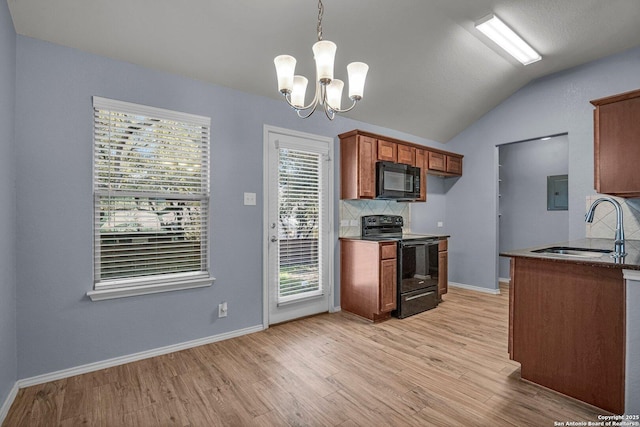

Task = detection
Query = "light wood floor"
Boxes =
[4,284,605,426]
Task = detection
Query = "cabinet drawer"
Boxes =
[428,152,446,171]
[380,242,396,259]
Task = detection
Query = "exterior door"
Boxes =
[263,126,333,325]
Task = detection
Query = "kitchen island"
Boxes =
[501,238,640,415]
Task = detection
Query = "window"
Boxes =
[88,97,213,301]
[277,148,324,302]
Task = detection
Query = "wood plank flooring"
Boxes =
[3,285,606,426]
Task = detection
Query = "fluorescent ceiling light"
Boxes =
[476,14,541,65]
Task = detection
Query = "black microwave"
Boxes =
[376,161,420,201]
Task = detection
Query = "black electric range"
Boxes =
[361,215,441,318]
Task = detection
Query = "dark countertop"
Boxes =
[500,238,640,270]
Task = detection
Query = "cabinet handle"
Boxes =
[406,291,434,301]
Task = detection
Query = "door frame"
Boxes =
[262,125,335,329]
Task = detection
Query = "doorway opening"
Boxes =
[497,133,569,281]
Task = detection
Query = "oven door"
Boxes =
[399,240,439,294]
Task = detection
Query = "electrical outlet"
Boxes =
[218,302,228,318]
[437,221,444,228]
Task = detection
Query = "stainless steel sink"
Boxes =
[531,246,613,258]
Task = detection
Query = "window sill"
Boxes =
[87,276,215,301]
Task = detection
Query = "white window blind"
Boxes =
[277,148,325,301]
[92,97,211,294]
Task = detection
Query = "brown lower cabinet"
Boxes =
[340,239,397,322]
[509,257,625,414]
[438,239,448,299]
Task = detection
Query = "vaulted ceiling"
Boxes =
[8,0,640,142]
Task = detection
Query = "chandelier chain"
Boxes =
[317,0,323,41]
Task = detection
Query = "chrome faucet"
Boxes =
[585,197,626,258]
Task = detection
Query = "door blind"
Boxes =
[277,148,324,301]
[93,97,211,288]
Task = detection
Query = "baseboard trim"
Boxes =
[17,324,265,388]
[0,381,19,424]
[449,281,501,295]
[498,277,511,284]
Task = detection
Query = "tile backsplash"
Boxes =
[340,200,411,237]
[585,195,640,240]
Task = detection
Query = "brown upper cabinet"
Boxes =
[339,129,462,201]
[415,149,427,202]
[340,133,376,199]
[397,144,416,166]
[377,139,397,162]
[591,88,640,197]
[428,152,446,172]
[428,151,463,177]
[446,156,463,175]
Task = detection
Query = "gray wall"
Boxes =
[0,0,16,408]
[498,136,569,278]
[13,35,447,379]
[411,174,447,233]
[444,46,640,291]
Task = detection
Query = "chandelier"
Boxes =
[273,0,369,120]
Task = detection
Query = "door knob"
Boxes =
[270,236,278,243]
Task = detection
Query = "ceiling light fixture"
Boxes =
[475,14,541,65]
[273,0,369,120]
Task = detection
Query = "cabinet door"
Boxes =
[397,145,416,165]
[377,139,397,162]
[594,93,640,197]
[428,152,446,172]
[415,149,427,202]
[358,136,376,198]
[380,258,397,312]
[438,250,448,298]
[446,156,462,175]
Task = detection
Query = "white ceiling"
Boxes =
[7,0,640,142]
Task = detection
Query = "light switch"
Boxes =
[437,221,444,228]
[243,192,256,206]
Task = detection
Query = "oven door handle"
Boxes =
[405,291,435,301]
[402,242,437,248]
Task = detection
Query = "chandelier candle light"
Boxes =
[274,0,369,120]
